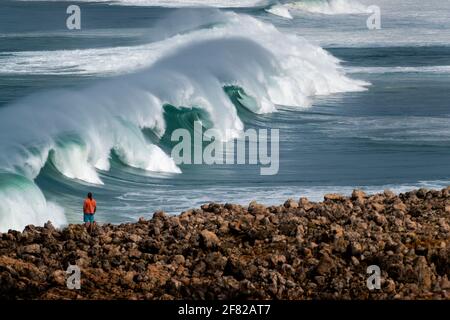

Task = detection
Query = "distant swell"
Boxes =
[347,65,450,74]
[16,0,271,8]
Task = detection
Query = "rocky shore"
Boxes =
[1,188,449,300]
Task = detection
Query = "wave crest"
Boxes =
[0,11,366,230]
[0,173,67,232]
[267,0,368,18]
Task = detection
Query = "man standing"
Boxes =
[83,192,97,232]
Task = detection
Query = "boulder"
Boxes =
[324,194,345,202]
[200,230,220,249]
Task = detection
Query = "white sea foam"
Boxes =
[266,0,367,19]
[0,12,367,180]
[273,0,450,48]
[266,4,293,19]
[0,13,367,100]
[51,142,105,185]
[0,173,67,232]
[0,11,366,231]
[285,0,368,15]
[115,180,450,217]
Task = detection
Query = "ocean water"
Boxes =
[0,0,449,231]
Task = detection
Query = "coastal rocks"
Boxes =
[393,200,408,213]
[248,201,267,215]
[352,190,366,204]
[324,194,345,202]
[200,230,220,249]
[316,253,336,275]
[22,244,41,255]
[299,197,314,211]
[371,202,385,213]
[0,188,449,300]
[284,199,298,209]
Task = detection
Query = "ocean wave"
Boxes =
[0,173,67,232]
[265,4,293,19]
[0,11,366,231]
[266,0,368,18]
[287,0,367,15]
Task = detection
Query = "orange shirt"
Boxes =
[83,198,96,214]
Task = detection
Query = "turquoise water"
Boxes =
[0,0,449,231]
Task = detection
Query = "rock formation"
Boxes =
[0,188,449,300]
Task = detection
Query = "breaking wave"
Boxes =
[0,11,366,231]
[267,0,368,18]
[0,173,67,232]
[265,4,293,19]
[289,0,367,15]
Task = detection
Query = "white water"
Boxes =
[273,0,450,48]
[266,4,293,19]
[266,0,367,19]
[1,12,368,176]
[0,11,367,231]
[116,180,450,217]
[286,0,367,15]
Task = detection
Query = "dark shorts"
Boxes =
[83,214,95,223]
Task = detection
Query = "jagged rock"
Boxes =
[350,242,363,256]
[384,190,396,199]
[415,256,433,290]
[152,211,167,220]
[22,244,41,255]
[128,234,142,243]
[44,221,55,230]
[316,253,335,275]
[372,202,385,212]
[393,201,408,212]
[299,197,314,211]
[138,217,147,224]
[284,199,299,209]
[248,201,267,215]
[324,194,345,202]
[172,255,185,266]
[374,213,388,226]
[352,190,367,203]
[50,270,66,286]
[200,230,220,249]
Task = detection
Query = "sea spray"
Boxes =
[0,173,67,232]
[0,11,366,231]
